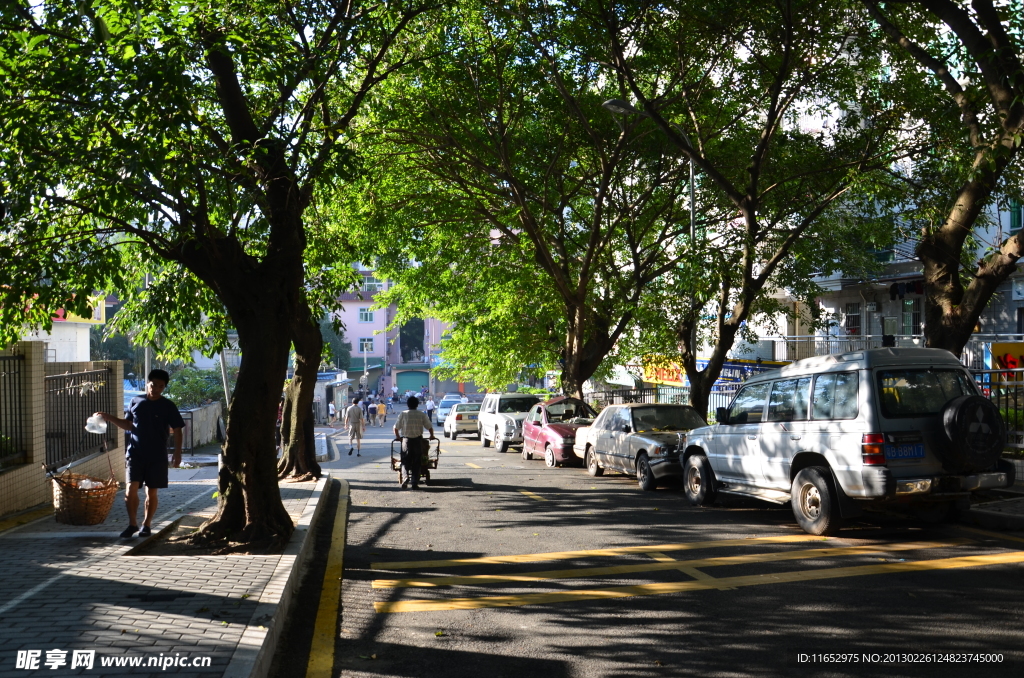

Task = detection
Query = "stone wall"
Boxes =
[185,401,222,449]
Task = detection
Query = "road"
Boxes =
[270,421,1024,678]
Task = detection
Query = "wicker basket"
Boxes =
[51,472,118,526]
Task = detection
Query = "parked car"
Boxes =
[522,397,597,467]
[582,403,707,490]
[477,392,542,453]
[678,348,1014,536]
[435,393,464,426]
[443,402,481,440]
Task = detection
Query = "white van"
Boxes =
[680,348,1012,535]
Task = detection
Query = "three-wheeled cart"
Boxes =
[390,437,440,485]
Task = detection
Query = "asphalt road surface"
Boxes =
[270,422,1024,678]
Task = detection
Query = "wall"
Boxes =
[0,342,125,518]
[185,401,223,448]
[21,323,91,362]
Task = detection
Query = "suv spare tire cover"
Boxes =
[939,395,1005,474]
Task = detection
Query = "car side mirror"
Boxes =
[716,407,730,425]
[621,424,631,433]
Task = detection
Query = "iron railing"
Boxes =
[0,355,27,468]
[972,368,1024,451]
[586,384,740,421]
[167,409,195,455]
[45,368,117,468]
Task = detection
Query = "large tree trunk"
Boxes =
[560,305,617,398]
[278,300,324,481]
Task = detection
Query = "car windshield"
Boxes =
[454,404,480,412]
[498,397,539,413]
[631,406,705,432]
[545,399,596,423]
[877,369,976,417]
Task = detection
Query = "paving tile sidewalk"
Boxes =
[0,476,329,678]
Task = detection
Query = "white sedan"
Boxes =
[443,403,481,440]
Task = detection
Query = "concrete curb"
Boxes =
[223,473,332,678]
[966,499,1024,532]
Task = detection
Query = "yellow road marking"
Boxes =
[956,525,1024,546]
[520,490,547,501]
[371,540,961,588]
[306,479,348,678]
[465,463,482,469]
[374,550,1024,613]
[371,534,825,570]
[650,551,735,589]
[0,507,53,535]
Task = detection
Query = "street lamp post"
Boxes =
[602,99,697,242]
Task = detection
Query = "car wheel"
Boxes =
[443,429,450,439]
[544,445,557,468]
[495,428,510,454]
[637,453,658,491]
[586,447,603,477]
[522,446,532,461]
[683,453,716,506]
[451,431,458,441]
[480,427,490,447]
[791,466,841,536]
[939,395,1005,473]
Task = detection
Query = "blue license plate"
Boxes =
[885,443,925,460]
[468,415,477,420]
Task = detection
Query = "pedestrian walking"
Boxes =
[460,393,469,404]
[377,401,387,427]
[424,396,436,423]
[94,369,185,539]
[367,400,378,428]
[328,401,336,425]
[386,395,395,414]
[343,397,365,456]
[393,396,434,489]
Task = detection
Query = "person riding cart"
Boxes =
[393,396,435,489]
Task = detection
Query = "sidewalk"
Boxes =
[0,474,329,677]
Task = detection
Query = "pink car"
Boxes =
[521,397,598,468]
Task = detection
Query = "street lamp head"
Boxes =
[601,99,645,116]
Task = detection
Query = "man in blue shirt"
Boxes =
[95,369,185,539]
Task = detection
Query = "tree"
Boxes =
[0,0,430,549]
[345,2,705,396]
[862,0,1024,356]
[591,0,911,414]
[320,316,352,371]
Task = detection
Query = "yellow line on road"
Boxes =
[0,507,53,535]
[306,479,349,678]
[520,490,548,501]
[371,540,961,588]
[465,463,482,469]
[371,534,825,570]
[374,550,1024,613]
[649,552,734,589]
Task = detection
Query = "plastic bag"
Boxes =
[84,414,107,434]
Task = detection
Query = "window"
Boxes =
[726,383,770,424]
[844,303,861,335]
[594,407,616,430]
[632,406,706,432]
[361,276,385,293]
[901,298,920,335]
[546,399,597,422]
[497,397,539,413]
[613,408,633,432]
[766,378,811,422]
[527,406,543,424]
[358,308,374,323]
[877,369,975,418]
[358,338,373,352]
[811,372,859,420]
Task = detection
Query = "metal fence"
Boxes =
[45,368,117,468]
[586,384,740,421]
[0,355,26,468]
[972,368,1024,451]
[167,409,195,455]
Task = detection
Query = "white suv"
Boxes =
[679,348,1013,535]
[477,393,541,453]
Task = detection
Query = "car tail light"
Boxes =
[456,414,463,420]
[862,433,886,466]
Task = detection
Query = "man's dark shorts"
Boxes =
[126,453,168,489]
